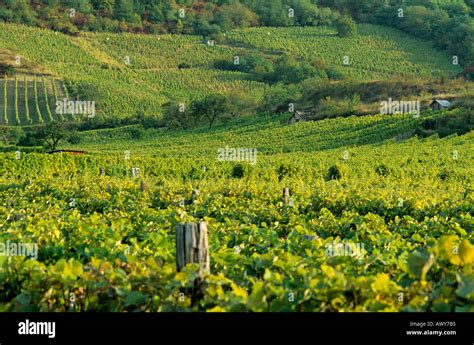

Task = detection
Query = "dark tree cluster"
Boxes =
[0,0,340,38]
[162,91,261,130]
[0,1,471,65]
[214,53,343,85]
[320,0,474,66]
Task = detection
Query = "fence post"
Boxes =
[283,188,290,205]
[139,179,148,192]
[176,222,210,276]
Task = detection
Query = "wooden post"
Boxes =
[140,179,148,192]
[283,188,290,205]
[176,222,210,276]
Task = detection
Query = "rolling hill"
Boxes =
[0,22,462,126]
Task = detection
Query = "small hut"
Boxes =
[288,111,311,125]
[430,100,452,111]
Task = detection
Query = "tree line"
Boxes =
[0,0,472,66]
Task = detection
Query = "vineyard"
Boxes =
[0,76,73,126]
[0,22,462,125]
[0,6,472,315]
[0,110,472,312]
[226,25,461,79]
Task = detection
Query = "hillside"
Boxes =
[0,76,71,126]
[63,109,454,155]
[0,22,462,126]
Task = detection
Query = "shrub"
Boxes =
[128,126,145,140]
[0,126,23,145]
[277,163,299,181]
[67,132,82,145]
[438,168,451,181]
[335,15,357,38]
[375,164,390,177]
[231,164,245,178]
[213,59,238,71]
[326,67,345,80]
[326,164,344,181]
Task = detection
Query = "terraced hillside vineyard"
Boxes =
[0,77,72,126]
[226,25,460,79]
[0,22,462,124]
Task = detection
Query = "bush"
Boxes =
[418,109,473,138]
[325,164,347,181]
[128,126,145,140]
[335,15,357,38]
[277,163,299,181]
[0,126,23,145]
[326,67,345,80]
[265,55,318,84]
[0,8,13,21]
[53,21,79,35]
[213,59,238,71]
[438,169,451,181]
[18,128,42,147]
[231,164,245,178]
[139,114,164,129]
[67,132,82,145]
[260,83,301,114]
[0,63,16,76]
[375,164,390,177]
[315,94,360,119]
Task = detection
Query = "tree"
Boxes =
[0,7,14,21]
[241,54,274,75]
[9,0,36,25]
[265,55,319,84]
[227,91,258,118]
[260,83,301,113]
[115,0,135,22]
[0,62,16,76]
[91,0,115,16]
[0,126,23,146]
[191,94,231,129]
[34,121,68,151]
[216,3,259,29]
[148,4,164,24]
[335,15,357,38]
[162,101,192,129]
[174,19,184,34]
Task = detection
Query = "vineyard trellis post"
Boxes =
[176,222,210,305]
[139,179,148,192]
[283,188,290,205]
[176,222,210,276]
